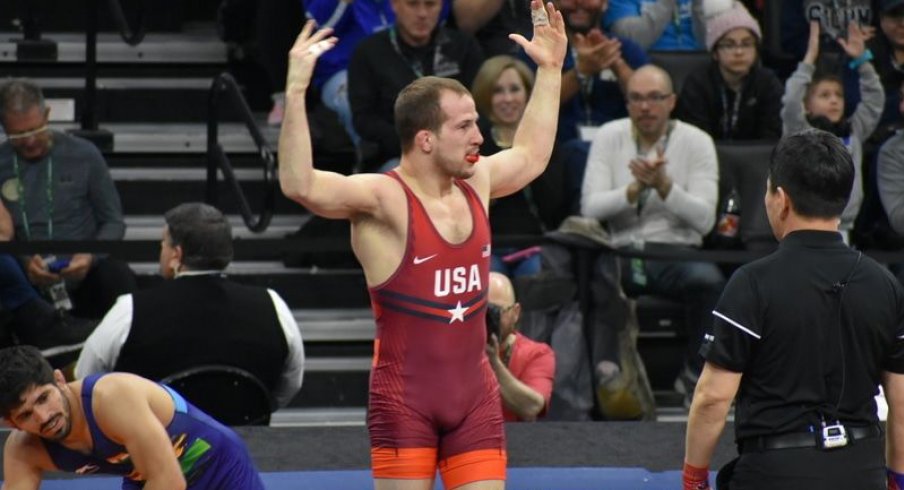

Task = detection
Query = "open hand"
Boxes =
[285,20,337,96]
[837,22,867,60]
[509,1,567,69]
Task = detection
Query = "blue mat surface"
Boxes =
[13,467,706,489]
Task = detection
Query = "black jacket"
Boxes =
[675,62,784,141]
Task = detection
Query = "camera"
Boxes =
[485,304,502,344]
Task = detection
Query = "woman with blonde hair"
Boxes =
[472,55,567,277]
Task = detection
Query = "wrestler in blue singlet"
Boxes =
[41,374,264,489]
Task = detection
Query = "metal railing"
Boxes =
[206,72,277,233]
[81,0,146,134]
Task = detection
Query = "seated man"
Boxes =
[0,345,265,489]
[348,0,484,168]
[486,272,555,422]
[75,203,304,409]
[0,78,136,319]
[0,253,96,368]
[581,64,725,408]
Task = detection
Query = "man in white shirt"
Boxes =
[581,64,724,408]
[75,202,304,409]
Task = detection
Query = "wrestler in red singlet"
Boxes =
[367,171,506,487]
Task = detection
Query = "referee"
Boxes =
[682,129,904,490]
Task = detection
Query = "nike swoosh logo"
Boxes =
[413,254,438,265]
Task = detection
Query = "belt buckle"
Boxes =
[820,423,848,450]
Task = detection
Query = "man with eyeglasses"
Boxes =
[485,271,555,422]
[0,79,135,323]
[581,64,724,410]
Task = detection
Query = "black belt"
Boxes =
[739,424,882,453]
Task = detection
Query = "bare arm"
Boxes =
[2,431,54,490]
[278,21,384,220]
[608,0,676,50]
[684,362,741,469]
[0,199,13,240]
[486,1,568,199]
[453,0,506,34]
[93,377,186,490]
[486,337,553,421]
[884,371,904,472]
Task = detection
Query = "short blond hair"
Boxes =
[471,56,535,121]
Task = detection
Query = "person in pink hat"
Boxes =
[675,0,783,141]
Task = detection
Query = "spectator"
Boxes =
[453,0,533,57]
[75,203,304,409]
[486,271,555,422]
[781,21,884,236]
[534,0,648,214]
[472,55,569,276]
[868,0,904,138]
[581,65,724,408]
[348,0,484,168]
[0,78,136,320]
[675,1,783,140]
[0,253,96,369]
[603,0,707,51]
[306,0,395,144]
[878,81,904,238]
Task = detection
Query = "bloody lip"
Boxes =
[465,154,479,164]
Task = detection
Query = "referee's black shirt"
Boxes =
[702,230,904,441]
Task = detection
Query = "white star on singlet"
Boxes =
[448,301,468,324]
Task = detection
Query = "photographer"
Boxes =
[486,271,555,422]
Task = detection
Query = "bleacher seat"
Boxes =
[647,51,710,96]
[162,365,275,426]
[716,141,779,250]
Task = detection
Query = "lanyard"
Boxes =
[720,86,743,139]
[389,27,440,78]
[12,153,53,240]
[570,47,596,125]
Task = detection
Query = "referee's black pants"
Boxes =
[728,437,884,490]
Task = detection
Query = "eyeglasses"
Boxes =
[626,93,672,106]
[5,124,49,143]
[715,40,757,52]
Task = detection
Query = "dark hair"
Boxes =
[768,129,854,219]
[164,202,233,270]
[0,78,45,117]
[0,346,54,418]
[394,76,470,153]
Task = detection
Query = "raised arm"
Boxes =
[781,22,819,136]
[486,1,567,199]
[606,0,675,50]
[279,21,384,220]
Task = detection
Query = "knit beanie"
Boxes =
[704,0,762,52]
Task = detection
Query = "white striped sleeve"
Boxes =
[713,310,761,340]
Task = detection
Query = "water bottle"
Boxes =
[715,188,741,245]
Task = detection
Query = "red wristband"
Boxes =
[683,462,710,490]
